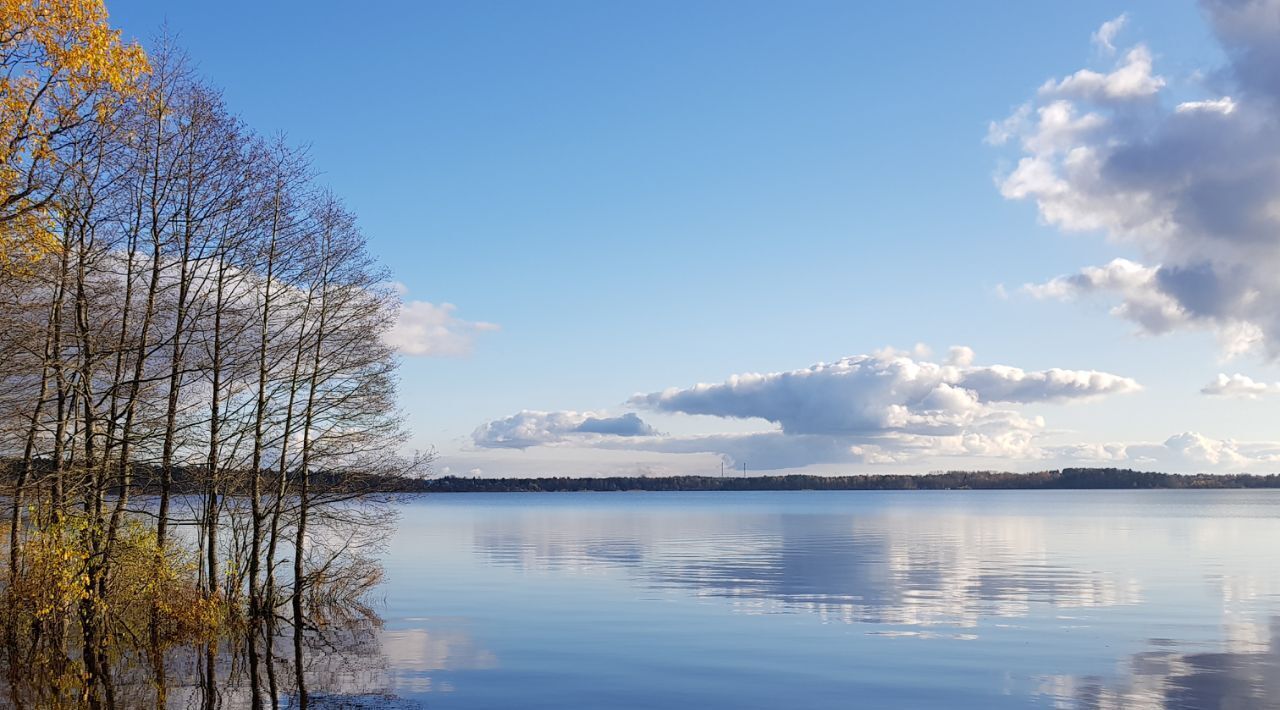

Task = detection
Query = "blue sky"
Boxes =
[107,1,1280,475]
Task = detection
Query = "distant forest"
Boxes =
[407,468,1280,493]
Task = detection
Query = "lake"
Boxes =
[331,490,1280,709]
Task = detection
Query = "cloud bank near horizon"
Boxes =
[471,348,1169,471]
[469,347,1280,473]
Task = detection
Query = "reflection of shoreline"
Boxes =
[472,511,1144,628]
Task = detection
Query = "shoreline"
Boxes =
[402,468,1280,493]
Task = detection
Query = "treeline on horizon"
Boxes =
[410,468,1280,492]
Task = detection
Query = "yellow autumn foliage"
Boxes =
[0,0,148,272]
[4,510,224,650]
[1,509,228,708]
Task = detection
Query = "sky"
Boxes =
[106,0,1280,476]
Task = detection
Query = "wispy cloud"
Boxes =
[1091,13,1128,54]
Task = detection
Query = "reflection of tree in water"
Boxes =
[0,601,430,708]
[472,511,1141,628]
[1038,617,1280,709]
[0,513,505,710]
[1,496,506,708]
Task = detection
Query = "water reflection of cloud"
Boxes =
[149,618,494,706]
[456,497,1280,705]
[471,510,1143,629]
[1037,618,1280,709]
[381,626,498,672]
[377,620,497,697]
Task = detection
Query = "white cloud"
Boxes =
[958,365,1140,403]
[985,103,1031,146]
[1058,431,1280,470]
[992,1,1280,359]
[1024,258,1190,335]
[1176,96,1237,114]
[1021,101,1108,156]
[474,349,1138,470]
[1201,372,1280,398]
[600,431,870,470]
[947,346,976,367]
[1038,45,1164,102]
[1092,14,1128,54]
[594,427,1049,471]
[472,410,656,449]
[470,348,1280,473]
[1155,432,1249,466]
[630,351,1137,437]
[384,300,499,357]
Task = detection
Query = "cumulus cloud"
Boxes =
[1024,258,1190,335]
[472,410,657,449]
[1203,0,1280,99]
[946,345,976,367]
[1038,45,1164,102]
[993,1,1280,359]
[474,349,1139,470]
[384,300,499,357]
[630,351,1138,437]
[574,413,657,436]
[1057,431,1280,470]
[472,350,1280,473]
[1201,372,1280,398]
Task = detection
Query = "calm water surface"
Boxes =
[351,490,1280,708]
